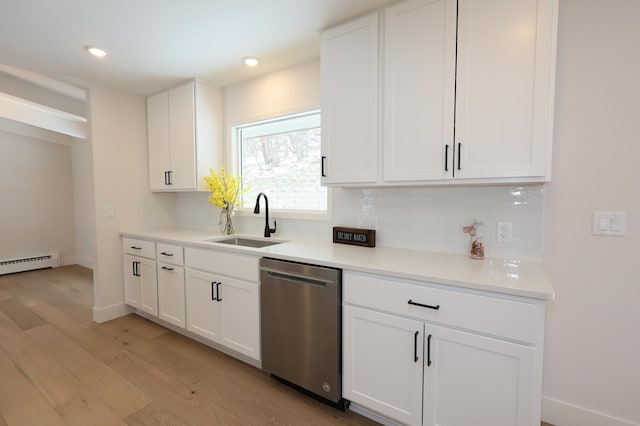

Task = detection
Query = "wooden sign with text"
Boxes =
[333,227,376,247]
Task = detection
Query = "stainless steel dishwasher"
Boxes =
[260,257,346,409]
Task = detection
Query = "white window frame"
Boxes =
[228,109,331,221]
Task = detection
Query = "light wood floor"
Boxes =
[0,265,555,426]
[0,265,378,425]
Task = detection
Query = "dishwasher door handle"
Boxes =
[266,271,327,288]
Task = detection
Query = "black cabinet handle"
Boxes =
[413,331,419,363]
[160,252,174,257]
[408,299,440,310]
[132,262,137,277]
[164,171,173,185]
[216,282,222,301]
[133,261,141,277]
[445,144,449,171]
[427,334,432,366]
[211,282,215,300]
[321,156,327,177]
[457,143,461,171]
[161,266,174,271]
[130,246,141,250]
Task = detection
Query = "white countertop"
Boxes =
[121,228,554,301]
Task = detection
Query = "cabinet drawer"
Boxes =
[185,247,259,283]
[157,243,184,265]
[122,238,156,259]
[344,272,541,344]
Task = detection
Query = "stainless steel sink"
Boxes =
[206,237,286,248]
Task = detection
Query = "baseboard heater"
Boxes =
[0,253,60,276]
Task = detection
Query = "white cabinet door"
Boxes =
[157,263,186,328]
[124,254,157,315]
[147,92,171,190]
[147,81,222,192]
[219,276,260,361]
[168,83,197,190]
[343,306,424,426]
[383,0,457,182]
[454,0,556,179]
[321,13,379,185]
[185,268,221,342]
[423,324,537,426]
[138,257,158,316]
[124,254,142,309]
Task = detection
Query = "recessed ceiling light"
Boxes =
[243,57,259,67]
[84,45,109,57]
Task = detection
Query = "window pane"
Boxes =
[238,112,327,211]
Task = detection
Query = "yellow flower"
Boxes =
[204,167,246,210]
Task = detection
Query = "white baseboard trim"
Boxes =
[92,302,133,323]
[543,397,639,426]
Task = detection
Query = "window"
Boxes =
[235,111,327,214]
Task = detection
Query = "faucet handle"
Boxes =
[269,221,277,235]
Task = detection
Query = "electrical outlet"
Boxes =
[104,204,115,218]
[496,222,512,242]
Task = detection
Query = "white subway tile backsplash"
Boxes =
[177,184,545,261]
[334,185,544,260]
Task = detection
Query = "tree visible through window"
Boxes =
[237,111,327,212]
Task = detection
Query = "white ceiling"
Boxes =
[0,0,397,96]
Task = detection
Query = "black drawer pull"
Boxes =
[408,299,440,310]
[161,266,174,271]
[413,331,419,363]
[427,334,432,366]
[130,246,141,250]
[160,252,174,256]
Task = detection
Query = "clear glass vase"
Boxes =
[220,208,235,235]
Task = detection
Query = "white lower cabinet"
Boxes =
[218,275,260,359]
[157,262,186,328]
[422,325,536,426]
[122,238,260,363]
[343,271,544,426]
[184,247,261,361]
[123,237,158,317]
[343,306,424,426]
[156,243,186,328]
[185,268,222,341]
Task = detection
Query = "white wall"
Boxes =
[71,136,96,269]
[87,84,176,322]
[542,1,640,425]
[0,130,76,264]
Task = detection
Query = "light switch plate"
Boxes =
[592,212,626,236]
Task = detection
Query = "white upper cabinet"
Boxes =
[321,13,379,185]
[454,0,557,180]
[147,80,223,191]
[321,0,558,186]
[383,0,457,182]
